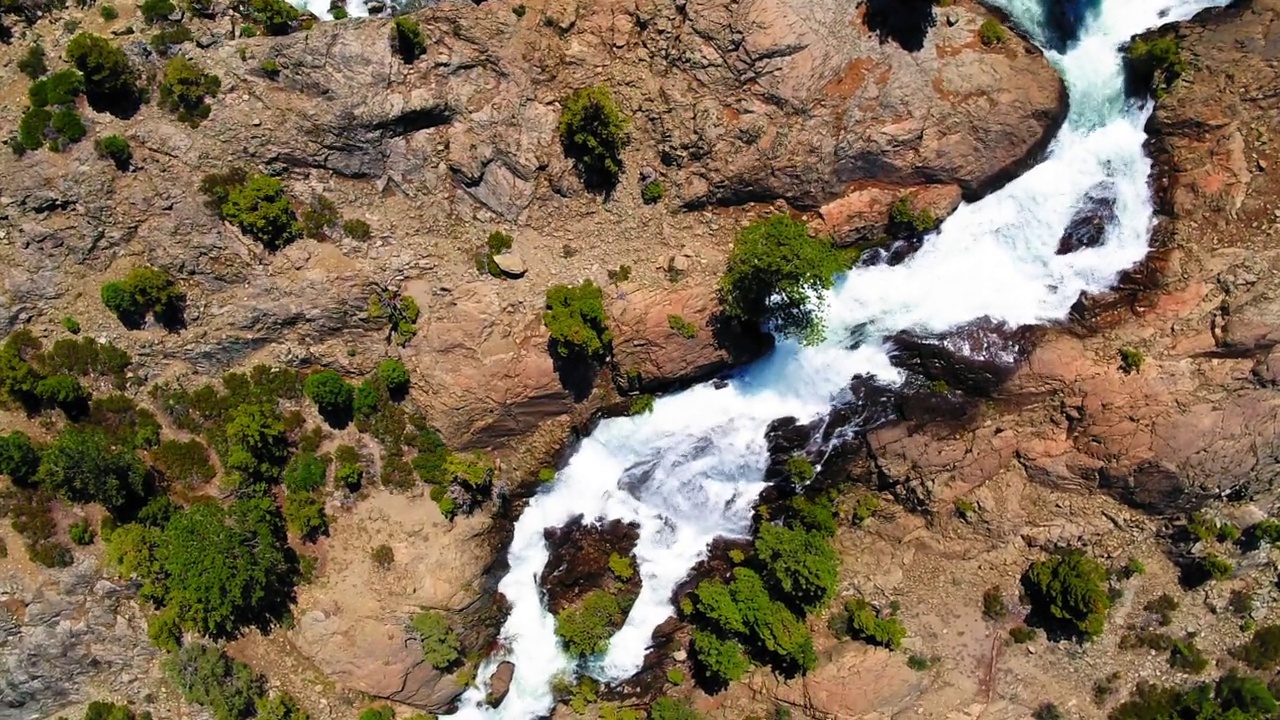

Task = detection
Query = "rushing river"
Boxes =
[446,0,1227,716]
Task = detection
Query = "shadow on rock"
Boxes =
[888,317,1039,397]
[862,0,938,52]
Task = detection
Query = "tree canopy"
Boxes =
[718,214,845,344]
[1021,549,1111,640]
[557,85,629,189]
[543,280,612,360]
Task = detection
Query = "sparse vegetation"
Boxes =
[642,180,665,204]
[1200,553,1234,582]
[1233,624,1280,670]
[718,214,846,344]
[260,58,281,79]
[18,44,47,80]
[557,85,630,189]
[300,195,340,239]
[391,16,427,63]
[1111,672,1276,720]
[367,290,420,346]
[608,552,635,581]
[982,586,1007,621]
[555,589,625,657]
[1009,625,1037,643]
[371,543,395,569]
[667,314,697,339]
[843,597,907,649]
[342,218,372,240]
[978,18,1007,46]
[69,517,95,545]
[629,394,655,415]
[887,195,937,238]
[1144,593,1179,627]
[481,230,514,277]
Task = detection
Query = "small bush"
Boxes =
[978,18,1007,46]
[844,598,906,649]
[849,492,880,525]
[629,394,655,415]
[216,174,302,251]
[666,667,685,685]
[410,610,461,669]
[1200,553,1233,581]
[260,58,281,79]
[642,180,665,204]
[954,497,978,520]
[66,32,143,115]
[371,543,394,569]
[391,16,427,63]
[300,195,339,239]
[1021,549,1110,640]
[18,44,48,80]
[544,280,612,360]
[100,266,184,326]
[667,314,697,339]
[887,196,937,238]
[95,134,132,170]
[0,431,41,484]
[982,586,1006,621]
[512,3,525,15]
[342,218,371,240]
[164,642,263,720]
[1233,625,1280,670]
[1119,347,1145,374]
[377,359,410,397]
[29,539,74,567]
[1008,625,1037,643]
[1126,37,1186,98]
[557,85,630,189]
[785,455,815,484]
[555,589,624,657]
[1144,593,1179,627]
[241,0,299,34]
[150,23,194,54]
[159,56,220,126]
[690,628,749,689]
[140,0,176,22]
[1169,637,1208,674]
[99,3,119,19]
[29,69,84,108]
[1033,703,1064,720]
[283,491,327,541]
[650,698,701,720]
[148,607,183,652]
[608,552,635,581]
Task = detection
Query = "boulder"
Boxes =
[888,318,1038,397]
[1057,184,1117,255]
[486,661,515,707]
[491,252,527,279]
[541,517,640,613]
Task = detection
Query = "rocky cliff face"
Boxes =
[0,0,1064,450]
[832,0,1280,521]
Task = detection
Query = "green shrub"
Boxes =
[342,218,371,240]
[410,610,461,668]
[391,16,427,63]
[849,492,879,525]
[1119,347,1145,374]
[784,455,815,484]
[282,452,327,493]
[512,3,526,15]
[718,214,845,344]
[555,589,624,657]
[1111,672,1276,720]
[335,460,363,492]
[667,314,697,339]
[217,174,302,251]
[954,497,978,520]
[158,56,220,126]
[0,431,41,485]
[557,85,629,188]
[1200,553,1233,582]
[665,667,685,685]
[353,379,382,419]
[35,373,88,410]
[982,586,1006,621]
[1248,518,1280,548]
[36,427,147,511]
[69,517,95,545]
[649,697,701,720]
[99,3,119,19]
[358,706,394,720]
[690,628,749,689]
[367,291,421,346]
[100,266,184,326]
[844,598,906,649]
[140,0,175,22]
[1169,637,1208,673]
[641,180,665,204]
[1021,549,1110,639]
[65,33,142,115]
[754,523,839,613]
[1233,624,1280,670]
[260,58,281,79]
[148,606,183,652]
[377,359,410,397]
[371,543,394,569]
[29,69,84,107]
[1008,625,1037,643]
[1033,703,1064,720]
[608,552,635,581]
[1126,37,1187,98]
[887,196,937,238]
[124,498,294,638]
[1218,522,1241,543]
[283,491,327,541]
[18,44,48,80]
[164,642,263,720]
[300,195,339,239]
[95,134,132,170]
[254,693,310,720]
[785,494,836,537]
[241,0,299,34]
[151,439,215,486]
[304,370,354,422]
[330,6,347,18]
[83,700,148,720]
[150,24,195,55]
[978,18,1006,46]
[543,280,612,360]
[629,394,655,415]
[907,654,932,671]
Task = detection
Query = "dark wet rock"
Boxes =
[889,318,1038,397]
[1068,245,1179,330]
[541,517,640,614]
[1057,184,1117,255]
[1043,0,1103,51]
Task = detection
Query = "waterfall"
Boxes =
[446,0,1228,716]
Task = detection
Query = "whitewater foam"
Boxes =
[445,0,1228,717]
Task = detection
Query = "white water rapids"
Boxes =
[445,0,1227,717]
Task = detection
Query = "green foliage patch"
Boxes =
[718,214,845,344]
[100,266,184,327]
[391,16,427,63]
[555,589,625,657]
[557,85,629,189]
[410,610,461,669]
[1021,549,1111,640]
[1126,37,1186,98]
[544,280,612,360]
[164,642,264,720]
